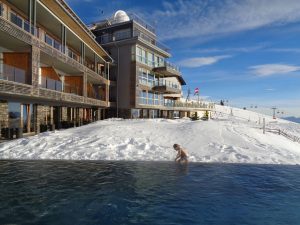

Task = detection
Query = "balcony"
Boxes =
[0,8,108,81]
[0,79,107,107]
[99,29,170,54]
[153,61,181,77]
[0,64,26,84]
[152,80,181,94]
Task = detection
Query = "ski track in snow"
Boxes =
[0,106,299,164]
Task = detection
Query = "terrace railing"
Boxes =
[99,29,170,53]
[153,80,180,90]
[165,101,215,109]
[41,77,62,92]
[0,64,26,84]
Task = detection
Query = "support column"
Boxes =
[83,73,87,97]
[0,53,3,79]
[94,53,97,73]
[34,104,40,134]
[31,46,40,87]
[61,25,67,54]
[50,106,55,130]
[80,42,85,64]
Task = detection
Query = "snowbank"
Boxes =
[0,107,299,164]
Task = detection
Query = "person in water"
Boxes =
[173,144,188,163]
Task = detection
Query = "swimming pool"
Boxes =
[0,160,300,225]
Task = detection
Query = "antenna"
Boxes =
[186,87,191,102]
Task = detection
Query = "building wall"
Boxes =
[41,67,61,81]
[110,45,134,109]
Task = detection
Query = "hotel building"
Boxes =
[0,0,112,139]
[90,11,214,119]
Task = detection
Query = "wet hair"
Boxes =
[173,144,180,149]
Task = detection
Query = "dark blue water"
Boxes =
[0,160,300,225]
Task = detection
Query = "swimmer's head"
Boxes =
[173,144,180,150]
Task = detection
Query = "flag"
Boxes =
[194,87,199,95]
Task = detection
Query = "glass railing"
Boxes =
[9,12,38,37]
[99,29,170,53]
[0,64,26,84]
[41,77,62,91]
[164,101,214,109]
[155,61,180,72]
[153,80,180,90]
[133,30,170,53]
[128,13,156,34]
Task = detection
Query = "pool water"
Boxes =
[0,160,300,225]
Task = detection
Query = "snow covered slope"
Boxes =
[0,106,299,164]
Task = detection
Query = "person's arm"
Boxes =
[175,149,181,161]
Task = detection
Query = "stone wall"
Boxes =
[61,107,68,121]
[0,101,8,128]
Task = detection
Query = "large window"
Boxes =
[8,102,21,129]
[139,91,163,106]
[148,92,153,105]
[138,68,159,87]
[147,52,154,67]
[135,45,165,68]
[147,73,155,87]
[138,68,148,85]
[114,29,131,41]
[139,90,147,105]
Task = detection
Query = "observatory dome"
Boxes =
[113,10,130,23]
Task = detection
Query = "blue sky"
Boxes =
[67,0,300,117]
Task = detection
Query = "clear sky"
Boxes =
[67,0,300,117]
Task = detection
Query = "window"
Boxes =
[114,29,131,41]
[138,68,148,85]
[45,34,53,46]
[24,20,30,33]
[136,47,147,64]
[147,73,155,87]
[148,92,153,105]
[147,52,154,67]
[139,90,147,105]
[154,92,159,105]
[54,39,61,51]
[8,102,21,129]
[10,11,22,28]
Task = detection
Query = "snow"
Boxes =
[0,106,299,164]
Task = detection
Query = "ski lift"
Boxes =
[277,111,280,114]
[254,106,258,108]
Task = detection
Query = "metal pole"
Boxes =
[117,46,119,118]
[263,118,266,134]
